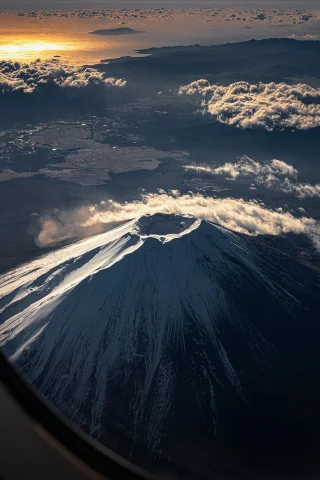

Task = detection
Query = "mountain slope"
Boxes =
[1,213,320,479]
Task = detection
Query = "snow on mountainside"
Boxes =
[0,213,319,477]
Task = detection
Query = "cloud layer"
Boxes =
[4,8,319,25]
[185,156,320,199]
[0,59,126,94]
[36,191,320,250]
[179,80,320,131]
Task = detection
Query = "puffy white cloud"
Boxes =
[185,157,320,199]
[36,191,320,250]
[0,59,126,94]
[179,80,320,131]
[270,159,298,178]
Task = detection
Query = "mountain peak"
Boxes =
[132,213,200,239]
[1,211,319,480]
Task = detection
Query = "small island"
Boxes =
[89,27,144,36]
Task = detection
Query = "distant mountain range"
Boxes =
[1,213,320,479]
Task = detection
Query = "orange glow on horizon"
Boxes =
[0,40,76,60]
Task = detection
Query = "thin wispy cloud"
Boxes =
[185,157,320,199]
[280,178,320,199]
[185,157,297,180]
[36,191,320,250]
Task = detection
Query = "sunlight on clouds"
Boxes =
[179,80,320,131]
[36,191,320,250]
[0,58,126,93]
[185,157,320,199]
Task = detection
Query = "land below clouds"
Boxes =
[98,38,320,86]
[1,37,320,274]
[89,27,144,35]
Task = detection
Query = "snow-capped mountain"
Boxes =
[0,213,319,479]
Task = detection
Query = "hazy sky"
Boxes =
[1,0,319,10]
